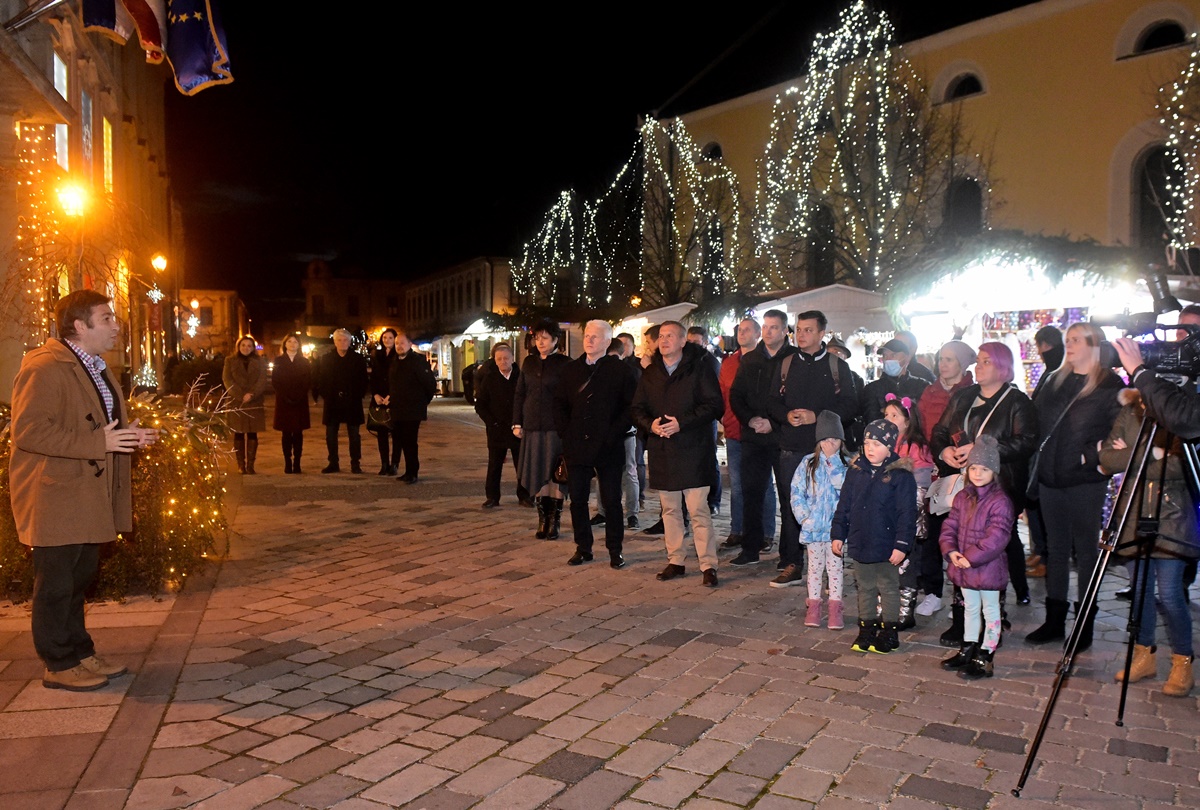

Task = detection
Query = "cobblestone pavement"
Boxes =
[1,398,1199,809]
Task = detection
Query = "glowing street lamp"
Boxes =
[151,253,167,273]
[57,182,88,218]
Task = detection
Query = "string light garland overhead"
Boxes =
[1160,32,1200,252]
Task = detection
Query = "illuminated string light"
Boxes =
[1159,32,1200,251]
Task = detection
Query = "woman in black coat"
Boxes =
[513,319,571,538]
[370,329,401,475]
[1025,322,1123,650]
[272,334,312,473]
[387,332,437,482]
[930,342,1037,645]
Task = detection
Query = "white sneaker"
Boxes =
[914,594,943,616]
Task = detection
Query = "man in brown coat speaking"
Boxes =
[9,290,157,690]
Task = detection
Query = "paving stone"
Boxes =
[920,722,977,746]
[446,756,533,796]
[397,787,476,810]
[647,630,701,648]
[899,775,994,809]
[276,773,369,807]
[530,750,605,784]
[201,754,275,785]
[549,769,639,810]
[142,747,230,778]
[630,766,707,807]
[975,731,1027,755]
[359,763,454,806]
[124,775,230,810]
[190,775,298,810]
[645,714,714,746]
[457,691,531,720]
[339,743,425,782]
[478,713,544,742]
[606,739,681,778]
[1106,738,1169,762]
[698,770,767,805]
[269,745,359,782]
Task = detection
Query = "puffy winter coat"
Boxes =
[830,454,917,564]
[631,343,724,491]
[938,481,1014,591]
[790,450,847,544]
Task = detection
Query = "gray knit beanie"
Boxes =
[967,434,1001,475]
[815,410,844,443]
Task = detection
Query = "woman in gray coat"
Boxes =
[223,336,268,473]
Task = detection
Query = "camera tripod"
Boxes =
[1013,404,1200,797]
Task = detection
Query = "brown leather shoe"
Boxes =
[80,654,128,678]
[656,564,685,581]
[43,664,107,691]
[702,569,719,587]
[1026,562,1046,578]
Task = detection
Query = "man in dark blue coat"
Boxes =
[554,320,637,569]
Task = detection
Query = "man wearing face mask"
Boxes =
[861,337,929,426]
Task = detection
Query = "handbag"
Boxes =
[929,386,1013,515]
[552,455,570,485]
[366,402,390,435]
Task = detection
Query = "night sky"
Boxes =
[163,1,1039,322]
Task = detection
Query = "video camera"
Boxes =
[1091,312,1200,378]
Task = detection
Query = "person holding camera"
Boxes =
[1026,322,1123,650]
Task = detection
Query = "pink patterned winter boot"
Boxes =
[827,599,844,630]
[804,598,822,627]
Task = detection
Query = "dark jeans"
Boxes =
[1039,481,1107,603]
[32,544,99,672]
[375,427,401,469]
[1005,521,1029,599]
[1027,502,1048,558]
[393,420,421,477]
[636,434,647,502]
[325,422,361,465]
[741,441,780,555]
[709,422,723,509]
[568,449,624,556]
[776,449,806,566]
[487,437,529,502]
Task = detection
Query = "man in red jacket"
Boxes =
[718,318,777,550]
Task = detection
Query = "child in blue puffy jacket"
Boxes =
[790,411,849,630]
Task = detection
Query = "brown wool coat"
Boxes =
[222,353,269,433]
[9,340,132,546]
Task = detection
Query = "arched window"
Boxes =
[945,178,984,236]
[1135,20,1187,53]
[944,73,984,102]
[1133,144,1184,258]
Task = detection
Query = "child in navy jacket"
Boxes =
[831,418,917,654]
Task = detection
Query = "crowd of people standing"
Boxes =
[224,308,1197,696]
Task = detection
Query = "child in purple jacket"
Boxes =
[938,435,1013,678]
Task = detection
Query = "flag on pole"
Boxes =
[166,1,233,96]
[81,0,232,95]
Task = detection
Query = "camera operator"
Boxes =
[1113,306,1200,439]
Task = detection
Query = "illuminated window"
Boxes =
[81,91,93,176]
[103,118,113,194]
[54,123,68,170]
[53,53,67,99]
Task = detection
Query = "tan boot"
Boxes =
[43,664,107,691]
[1163,654,1194,697]
[1114,644,1157,683]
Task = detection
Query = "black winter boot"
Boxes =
[898,587,918,630]
[851,620,876,653]
[1026,598,1070,644]
[942,642,979,670]
[961,647,995,679]
[1073,601,1098,653]
[535,498,551,539]
[940,595,964,648]
[293,435,303,474]
[233,434,246,473]
[246,436,258,474]
[548,499,563,540]
[870,621,899,655]
[282,435,293,474]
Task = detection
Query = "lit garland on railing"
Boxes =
[12,124,61,347]
[1160,32,1200,250]
[756,1,954,292]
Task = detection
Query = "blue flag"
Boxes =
[166,0,233,96]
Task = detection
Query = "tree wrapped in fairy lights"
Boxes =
[757,1,980,292]
[1158,32,1200,264]
[513,118,760,312]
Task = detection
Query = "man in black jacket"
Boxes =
[765,310,859,587]
[314,329,369,474]
[475,343,530,508]
[632,322,725,587]
[388,331,437,483]
[860,338,929,425]
[729,309,796,566]
[555,320,637,568]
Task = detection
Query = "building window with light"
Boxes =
[53,52,67,99]
[103,117,113,195]
[81,91,93,177]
